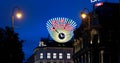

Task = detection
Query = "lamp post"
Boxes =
[80,8,93,63]
[80,8,91,30]
[80,8,100,63]
[11,7,22,30]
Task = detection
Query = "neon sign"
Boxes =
[46,17,77,43]
[90,0,101,3]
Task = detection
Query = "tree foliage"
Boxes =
[0,26,24,63]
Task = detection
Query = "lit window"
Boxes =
[40,53,43,59]
[53,53,57,59]
[59,53,63,59]
[47,53,51,59]
[67,53,71,59]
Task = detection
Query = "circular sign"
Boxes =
[46,17,77,43]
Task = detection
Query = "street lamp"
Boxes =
[11,7,23,30]
[80,8,93,63]
[80,8,96,45]
[80,8,91,31]
[81,12,88,19]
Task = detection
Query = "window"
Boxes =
[47,53,51,59]
[67,53,71,59]
[53,53,57,59]
[40,53,43,59]
[59,53,63,59]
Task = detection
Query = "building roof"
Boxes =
[38,37,74,47]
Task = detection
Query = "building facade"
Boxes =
[73,2,120,63]
[34,47,73,63]
[26,38,74,63]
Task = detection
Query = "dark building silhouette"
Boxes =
[73,2,120,63]
[95,2,120,63]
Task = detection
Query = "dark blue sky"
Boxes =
[0,0,119,62]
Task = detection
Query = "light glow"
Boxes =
[16,12,22,19]
[81,12,87,19]
[95,2,104,6]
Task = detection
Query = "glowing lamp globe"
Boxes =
[16,12,22,19]
[46,17,77,43]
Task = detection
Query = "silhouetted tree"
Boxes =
[0,26,24,63]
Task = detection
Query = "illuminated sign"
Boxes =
[90,0,100,3]
[46,17,77,43]
[95,2,103,6]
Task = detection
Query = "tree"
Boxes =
[0,26,24,63]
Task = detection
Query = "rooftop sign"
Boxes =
[90,0,101,3]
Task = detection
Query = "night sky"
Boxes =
[0,0,119,62]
